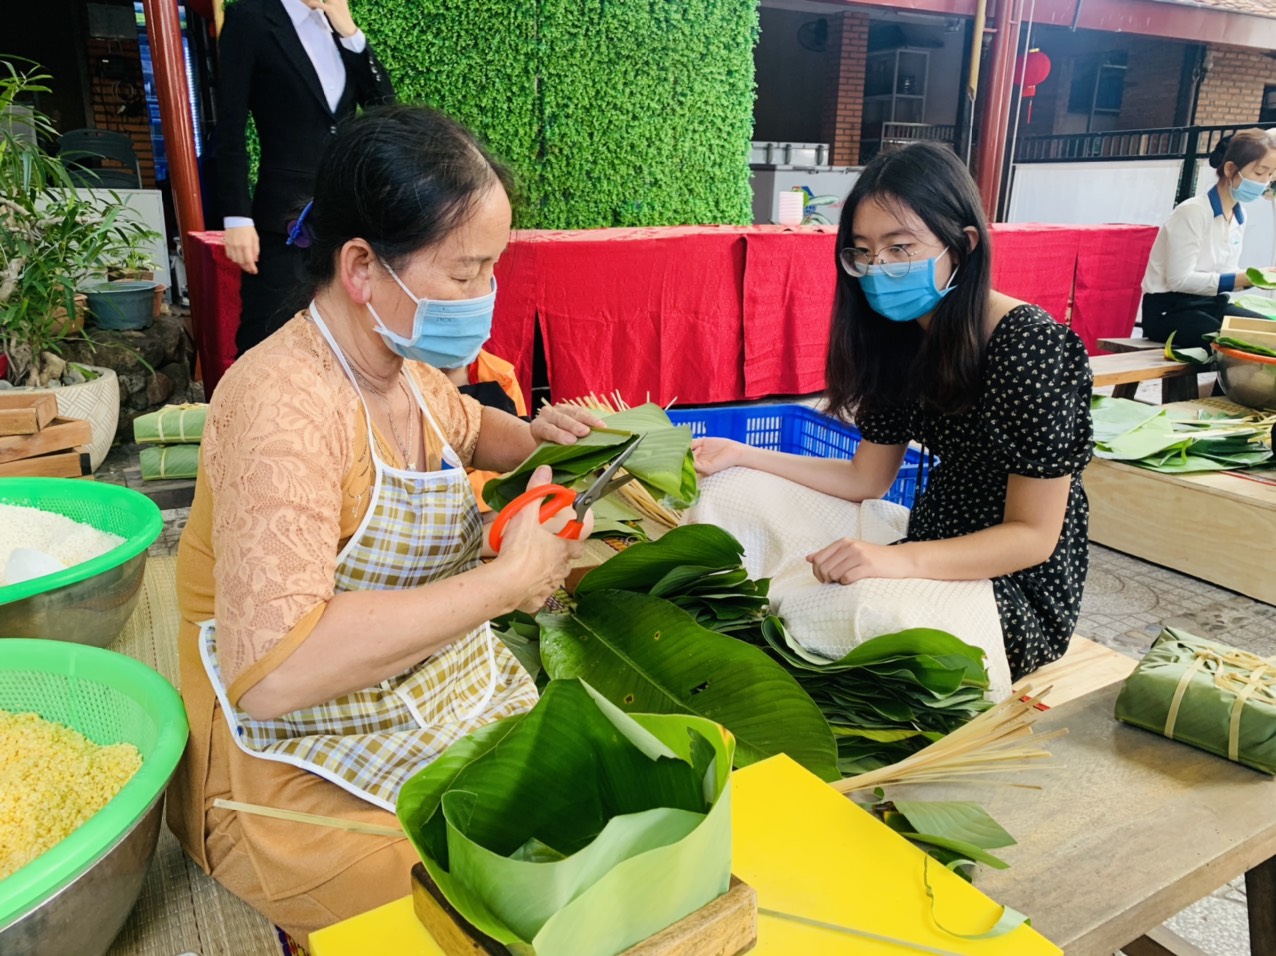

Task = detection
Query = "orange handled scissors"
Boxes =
[488,435,644,553]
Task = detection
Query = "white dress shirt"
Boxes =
[1142,186,1245,297]
[224,0,367,230]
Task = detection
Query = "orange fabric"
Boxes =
[466,349,527,511]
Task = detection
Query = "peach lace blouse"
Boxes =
[176,315,482,701]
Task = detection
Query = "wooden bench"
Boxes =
[1090,350,1199,402]
[1014,635,1137,708]
[1097,336,1160,353]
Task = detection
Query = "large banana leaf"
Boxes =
[483,432,634,511]
[539,590,841,782]
[396,679,733,956]
[575,524,745,594]
[483,403,697,513]
[749,622,993,775]
[575,524,771,636]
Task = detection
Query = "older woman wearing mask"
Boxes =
[170,105,601,944]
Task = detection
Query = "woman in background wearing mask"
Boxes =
[1141,128,1276,348]
[169,105,601,944]
[693,142,1093,682]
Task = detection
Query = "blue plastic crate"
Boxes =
[668,403,927,508]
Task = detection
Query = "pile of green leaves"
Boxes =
[489,524,1018,880]
[1164,327,1276,365]
[745,623,992,776]
[1092,396,1273,473]
[396,679,733,955]
[483,403,698,540]
[574,524,769,635]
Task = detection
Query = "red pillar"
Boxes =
[140,0,206,379]
[975,0,1021,221]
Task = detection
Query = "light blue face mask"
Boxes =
[1231,174,1268,205]
[368,261,496,369]
[857,253,957,323]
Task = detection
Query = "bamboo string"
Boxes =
[213,798,405,838]
[758,908,969,956]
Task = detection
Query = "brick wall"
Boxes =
[85,38,157,187]
[1117,38,1186,130]
[1196,45,1276,126]
[821,11,870,167]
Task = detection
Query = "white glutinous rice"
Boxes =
[0,504,125,586]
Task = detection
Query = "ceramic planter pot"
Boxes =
[84,281,158,332]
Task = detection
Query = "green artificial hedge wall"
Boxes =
[356,0,759,229]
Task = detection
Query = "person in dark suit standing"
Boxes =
[217,0,394,354]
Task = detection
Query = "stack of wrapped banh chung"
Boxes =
[133,403,206,480]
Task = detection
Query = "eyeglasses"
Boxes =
[839,241,945,278]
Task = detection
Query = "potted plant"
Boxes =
[0,58,157,468]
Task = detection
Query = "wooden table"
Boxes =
[898,683,1276,956]
[1090,351,1199,403]
[1086,456,1276,606]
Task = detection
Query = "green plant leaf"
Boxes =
[482,404,697,515]
[396,679,733,955]
[1246,267,1276,290]
[891,800,1017,850]
[575,524,745,595]
[539,590,840,781]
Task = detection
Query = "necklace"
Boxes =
[353,369,419,469]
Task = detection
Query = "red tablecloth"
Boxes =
[530,231,746,406]
[1070,225,1159,354]
[187,223,1153,402]
[187,231,241,398]
[741,231,837,398]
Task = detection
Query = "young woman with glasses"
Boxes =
[693,142,1093,682]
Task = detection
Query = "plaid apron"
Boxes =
[199,304,537,812]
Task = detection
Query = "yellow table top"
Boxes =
[310,756,1060,956]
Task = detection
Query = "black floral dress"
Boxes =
[856,304,1094,679]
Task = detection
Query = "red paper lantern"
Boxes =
[1014,49,1051,123]
[1014,49,1052,98]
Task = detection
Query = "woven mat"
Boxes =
[105,554,288,956]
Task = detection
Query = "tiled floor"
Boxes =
[112,434,1271,956]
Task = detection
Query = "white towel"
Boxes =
[685,468,1012,701]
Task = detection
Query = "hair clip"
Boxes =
[286,200,314,248]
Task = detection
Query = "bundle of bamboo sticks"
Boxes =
[834,686,1064,794]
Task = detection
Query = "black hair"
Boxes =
[825,142,992,420]
[301,104,514,290]
[1209,128,1276,179]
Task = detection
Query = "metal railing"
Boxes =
[1014,122,1276,202]
[861,123,958,163]
[1015,127,1188,162]
[880,122,957,145]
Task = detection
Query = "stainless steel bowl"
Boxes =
[0,794,166,956]
[1216,345,1276,411]
[0,552,148,648]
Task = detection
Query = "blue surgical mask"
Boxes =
[1232,174,1268,205]
[858,253,956,323]
[368,262,496,369]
